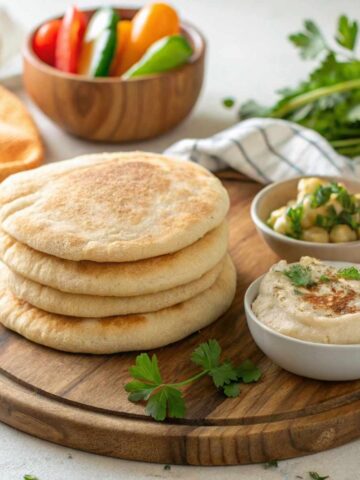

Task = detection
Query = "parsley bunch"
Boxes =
[125,339,261,421]
[226,15,360,157]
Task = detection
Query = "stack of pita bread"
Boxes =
[0,152,236,354]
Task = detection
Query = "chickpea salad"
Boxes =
[267,178,360,243]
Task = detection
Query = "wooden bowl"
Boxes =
[23,8,205,142]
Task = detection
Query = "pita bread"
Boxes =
[0,86,43,181]
[7,256,225,317]
[0,222,227,296]
[0,256,236,353]
[0,152,229,262]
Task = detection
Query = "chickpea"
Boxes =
[267,206,286,228]
[301,195,327,229]
[297,178,328,200]
[329,224,357,243]
[302,227,329,243]
[354,193,360,209]
[273,214,293,235]
[327,193,343,214]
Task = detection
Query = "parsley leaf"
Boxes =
[124,381,155,402]
[125,340,262,421]
[338,266,360,280]
[289,20,327,60]
[236,359,262,383]
[309,472,329,480]
[146,387,185,421]
[129,353,162,384]
[336,15,358,51]
[319,274,330,282]
[311,186,329,207]
[24,476,39,480]
[223,383,241,397]
[209,361,238,388]
[286,205,303,238]
[283,264,315,287]
[264,459,279,469]
[315,205,339,230]
[191,339,221,370]
[223,97,235,108]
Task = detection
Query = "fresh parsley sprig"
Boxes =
[125,340,261,421]
[226,15,360,158]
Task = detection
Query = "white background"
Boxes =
[1,0,360,478]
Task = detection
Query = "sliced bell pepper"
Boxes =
[110,20,132,75]
[78,7,119,77]
[33,19,61,66]
[122,35,193,79]
[116,3,179,76]
[55,6,87,73]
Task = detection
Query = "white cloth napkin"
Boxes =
[0,8,24,89]
[165,118,358,183]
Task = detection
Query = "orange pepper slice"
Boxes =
[110,20,132,75]
[115,3,180,76]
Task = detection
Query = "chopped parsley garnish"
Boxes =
[319,274,330,282]
[337,266,360,280]
[283,264,315,287]
[286,205,303,238]
[264,459,279,469]
[24,476,39,480]
[311,182,356,211]
[309,472,329,480]
[315,205,338,230]
[125,339,261,421]
[222,97,235,108]
[311,184,334,208]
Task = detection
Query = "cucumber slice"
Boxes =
[84,7,118,42]
[91,28,117,77]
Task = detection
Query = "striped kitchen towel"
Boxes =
[164,118,358,184]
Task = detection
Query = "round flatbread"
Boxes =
[0,85,43,181]
[7,256,225,317]
[0,256,236,354]
[0,222,227,296]
[0,152,229,262]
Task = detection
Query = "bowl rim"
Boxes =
[244,259,360,349]
[23,6,206,83]
[250,174,360,248]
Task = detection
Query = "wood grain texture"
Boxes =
[1,179,360,465]
[23,9,205,143]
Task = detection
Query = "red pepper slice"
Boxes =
[33,19,61,66]
[55,6,87,73]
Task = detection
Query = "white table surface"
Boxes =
[1,0,360,478]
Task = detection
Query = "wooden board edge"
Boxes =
[1,372,360,465]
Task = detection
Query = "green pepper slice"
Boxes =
[122,34,193,79]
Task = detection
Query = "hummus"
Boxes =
[252,256,360,344]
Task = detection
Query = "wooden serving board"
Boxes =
[1,178,360,465]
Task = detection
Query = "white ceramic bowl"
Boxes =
[244,261,360,381]
[251,175,360,262]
